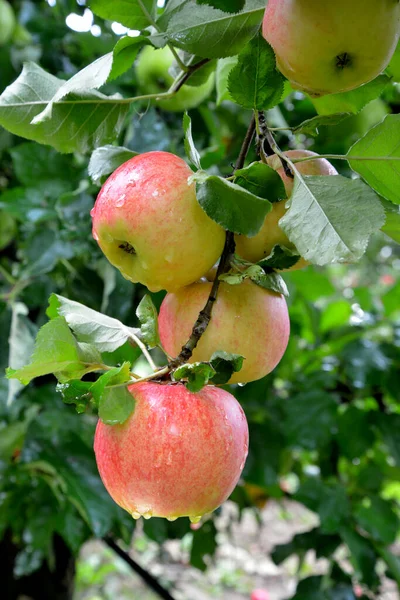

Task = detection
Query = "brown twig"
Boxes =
[257,111,294,179]
[169,114,256,369]
[170,58,211,94]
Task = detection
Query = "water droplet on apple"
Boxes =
[90,207,95,217]
[189,516,202,524]
[92,230,99,241]
[166,516,178,522]
[142,511,153,520]
[131,511,141,520]
[115,194,126,207]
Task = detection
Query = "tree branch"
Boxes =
[169,114,256,369]
[104,536,177,600]
[256,111,294,179]
[170,59,211,94]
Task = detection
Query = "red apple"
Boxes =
[91,151,225,292]
[251,590,270,600]
[158,280,290,384]
[94,382,249,521]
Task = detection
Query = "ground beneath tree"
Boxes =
[75,500,398,600]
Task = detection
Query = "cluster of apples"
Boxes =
[91,145,339,522]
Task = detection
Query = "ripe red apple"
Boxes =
[263,0,400,97]
[91,151,225,292]
[158,280,290,384]
[94,382,249,521]
[235,150,338,267]
[251,590,270,600]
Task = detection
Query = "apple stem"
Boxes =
[169,115,256,370]
[169,58,211,94]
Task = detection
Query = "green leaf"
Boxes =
[234,161,286,201]
[283,390,338,451]
[209,351,244,384]
[136,295,160,349]
[320,301,352,333]
[190,520,217,570]
[7,302,36,405]
[313,75,390,115]
[216,57,237,105]
[377,413,400,467]
[228,33,284,110]
[196,0,245,11]
[336,406,374,460]
[90,0,157,30]
[48,294,141,353]
[91,364,134,425]
[292,113,351,137]
[0,63,128,153]
[348,115,400,205]
[154,0,266,59]
[340,527,378,588]
[110,35,150,81]
[220,263,289,296]
[6,317,90,385]
[381,205,400,243]
[88,146,137,185]
[280,174,385,265]
[257,245,301,271]
[183,112,201,170]
[57,380,93,414]
[354,496,399,545]
[173,362,216,393]
[295,479,349,535]
[195,173,272,236]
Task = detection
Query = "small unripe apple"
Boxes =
[263,0,400,96]
[235,150,338,267]
[0,0,16,46]
[94,382,249,521]
[251,590,270,600]
[135,45,215,112]
[159,280,290,384]
[91,151,225,292]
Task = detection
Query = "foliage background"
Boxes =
[1,1,400,599]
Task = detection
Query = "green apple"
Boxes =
[235,150,338,268]
[158,280,290,384]
[263,0,400,96]
[91,151,225,293]
[94,382,249,521]
[0,0,16,46]
[135,45,215,112]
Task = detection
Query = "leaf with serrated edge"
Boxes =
[173,362,216,393]
[88,146,137,185]
[136,295,160,349]
[348,115,400,205]
[228,33,284,110]
[0,63,128,154]
[280,174,385,265]
[153,0,266,59]
[48,294,140,353]
[195,173,271,236]
[183,113,201,169]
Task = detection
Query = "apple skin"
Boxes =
[235,150,338,268]
[91,151,225,293]
[135,45,215,112]
[159,280,290,384]
[0,0,16,46]
[251,590,270,600]
[94,382,249,520]
[262,0,400,96]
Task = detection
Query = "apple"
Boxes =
[158,280,290,384]
[135,45,215,112]
[251,590,270,600]
[262,0,400,96]
[235,150,338,268]
[0,0,16,46]
[94,382,249,521]
[91,151,225,293]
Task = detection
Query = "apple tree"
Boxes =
[1,1,400,599]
